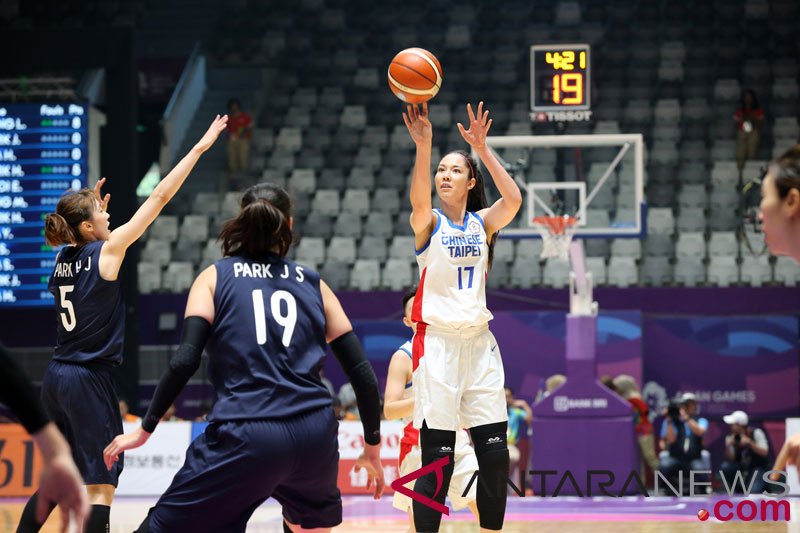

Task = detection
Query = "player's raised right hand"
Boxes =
[103,426,151,470]
[193,114,229,154]
[354,442,385,500]
[403,103,432,146]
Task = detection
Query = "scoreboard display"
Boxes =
[0,102,88,307]
[530,44,591,118]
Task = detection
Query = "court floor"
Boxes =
[1,495,798,532]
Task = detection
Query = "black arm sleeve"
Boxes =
[141,316,211,433]
[0,344,50,434]
[330,331,381,445]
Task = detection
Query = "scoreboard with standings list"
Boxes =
[0,102,89,307]
[530,44,592,122]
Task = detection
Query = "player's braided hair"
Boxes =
[770,144,800,199]
[451,150,497,270]
[220,183,294,258]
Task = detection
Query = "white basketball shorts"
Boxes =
[412,323,508,432]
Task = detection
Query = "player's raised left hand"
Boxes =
[103,426,151,470]
[457,101,492,151]
[193,114,229,154]
[93,177,110,212]
[354,443,385,499]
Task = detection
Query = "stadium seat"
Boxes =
[774,257,800,286]
[179,215,210,242]
[674,257,706,286]
[739,255,771,287]
[311,189,340,217]
[607,257,638,287]
[295,237,326,265]
[382,259,414,290]
[641,258,672,286]
[319,261,350,291]
[542,259,570,288]
[163,262,194,292]
[137,262,162,294]
[647,208,675,235]
[389,236,416,259]
[357,236,389,262]
[610,239,642,259]
[289,169,317,194]
[327,237,357,265]
[493,239,515,264]
[486,262,511,289]
[150,215,179,242]
[173,241,201,265]
[509,258,541,288]
[141,239,171,267]
[678,185,708,209]
[707,232,738,257]
[303,214,333,239]
[585,257,608,285]
[676,232,706,258]
[372,188,401,215]
[350,259,381,291]
[193,193,220,215]
[333,212,363,238]
[677,208,706,233]
[707,256,738,287]
[341,189,371,216]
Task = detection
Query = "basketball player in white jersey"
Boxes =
[384,288,479,532]
[402,102,522,533]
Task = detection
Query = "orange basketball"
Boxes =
[387,48,443,104]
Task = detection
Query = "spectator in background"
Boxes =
[734,89,765,173]
[600,375,618,394]
[658,393,709,492]
[226,98,253,181]
[613,375,659,477]
[160,403,181,422]
[338,382,360,420]
[320,368,335,397]
[543,374,566,399]
[505,387,532,492]
[332,397,344,421]
[720,410,769,494]
[119,399,141,423]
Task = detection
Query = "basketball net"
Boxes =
[532,215,578,261]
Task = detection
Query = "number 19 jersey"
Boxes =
[413,209,493,329]
[207,255,332,422]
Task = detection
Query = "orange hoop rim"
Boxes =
[531,215,578,235]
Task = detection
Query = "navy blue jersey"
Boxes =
[47,241,125,366]
[207,255,332,422]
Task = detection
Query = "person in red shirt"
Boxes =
[226,98,253,181]
[734,89,765,173]
[613,375,659,477]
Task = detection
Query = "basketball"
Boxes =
[387,47,443,104]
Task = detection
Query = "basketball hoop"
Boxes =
[532,215,578,261]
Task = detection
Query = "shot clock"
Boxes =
[530,43,592,122]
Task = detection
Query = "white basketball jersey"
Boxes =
[413,209,493,329]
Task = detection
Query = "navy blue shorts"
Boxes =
[147,406,341,532]
[40,360,123,486]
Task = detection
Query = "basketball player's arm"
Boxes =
[321,280,385,498]
[0,345,89,528]
[103,268,215,468]
[404,103,437,246]
[456,102,522,234]
[771,433,800,481]
[98,115,228,280]
[383,350,414,420]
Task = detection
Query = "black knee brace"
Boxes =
[413,421,456,533]
[471,421,509,531]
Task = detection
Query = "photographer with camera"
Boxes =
[657,393,709,492]
[720,410,769,494]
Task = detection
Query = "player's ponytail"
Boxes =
[771,144,800,199]
[44,189,95,246]
[220,183,294,259]
[454,151,498,270]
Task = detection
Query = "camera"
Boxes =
[667,400,682,422]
